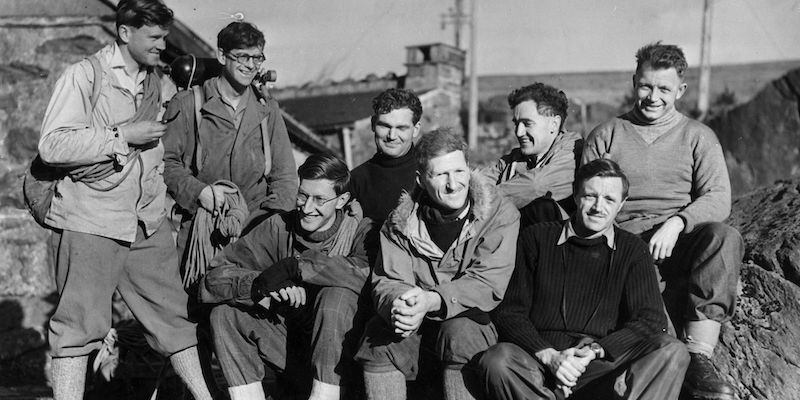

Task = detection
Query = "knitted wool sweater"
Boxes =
[582,109,731,235]
[491,222,666,361]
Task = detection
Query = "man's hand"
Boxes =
[535,347,595,389]
[198,184,238,216]
[390,287,442,337]
[648,216,685,261]
[120,121,167,146]
[269,286,307,308]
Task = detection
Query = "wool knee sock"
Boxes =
[443,368,476,400]
[309,379,341,400]
[170,346,213,400]
[684,320,720,357]
[51,355,88,400]
[228,381,266,400]
[364,370,405,400]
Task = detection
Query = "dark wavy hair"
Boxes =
[372,88,423,125]
[218,22,266,53]
[575,158,629,199]
[298,153,351,195]
[116,0,173,29]
[635,41,688,78]
[415,128,468,174]
[507,83,569,129]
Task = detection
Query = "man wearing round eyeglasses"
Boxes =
[199,153,379,400]
[163,21,298,266]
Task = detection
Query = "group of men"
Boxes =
[37,0,743,399]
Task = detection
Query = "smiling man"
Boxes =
[479,159,688,400]
[163,21,298,263]
[37,1,212,399]
[349,88,423,225]
[199,154,378,400]
[583,42,743,400]
[480,83,582,226]
[356,129,519,400]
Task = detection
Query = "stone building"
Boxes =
[275,43,466,167]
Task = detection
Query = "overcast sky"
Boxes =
[166,0,800,87]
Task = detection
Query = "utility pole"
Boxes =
[697,0,713,120]
[440,0,466,48]
[467,0,478,149]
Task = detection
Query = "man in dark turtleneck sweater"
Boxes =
[356,129,520,400]
[350,88,422,225]
[583,42,743,400]
[198,154,378,400]
[479,159,689,400]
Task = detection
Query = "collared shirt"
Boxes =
[557,219,616,249]
[109,42,147,109]
[216,79,250,131]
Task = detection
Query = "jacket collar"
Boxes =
[387,170,496,236]
[200,77,269,132]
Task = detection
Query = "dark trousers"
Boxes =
[210,286,361,387]
[645,222,743,327]
[355,316,497,379]
[478,333,689,400]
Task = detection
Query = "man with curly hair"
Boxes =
[349,88,423,225]
[583,42,744,400]
[480,83,582,226]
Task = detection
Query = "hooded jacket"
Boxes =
[372,172,520,323]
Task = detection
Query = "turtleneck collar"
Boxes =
[373,146,416,168]
[418,193,471,225]
[297,210,344,243]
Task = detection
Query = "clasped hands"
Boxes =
[252,257,305,309]
[535,346,597,398]
[390,287,442,338]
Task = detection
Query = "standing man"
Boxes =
[199,154,378,400]
[163,20,298,260]
[37,1,211,399]
[356,129,520,400]
[583,42,744,400]
[479,159,689,400]
[480,83,582,225]
[349,88,422,225]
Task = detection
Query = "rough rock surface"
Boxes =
[716,177,800,400]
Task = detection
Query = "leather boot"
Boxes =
[682,352,734,400]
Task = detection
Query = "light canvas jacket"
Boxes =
[372,172,520,323]
[39,44,175,242]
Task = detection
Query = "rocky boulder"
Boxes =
[710,67,800,195]
[717,177,800,399]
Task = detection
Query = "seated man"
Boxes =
[350,88,423,225]
[356,129,520,400]
[583,42,744,399]
[480,159,689,400]
[480,83,582,225]
[199,154,378,400]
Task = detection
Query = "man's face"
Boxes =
[632,63,687,122]
[217,46,264,89]
[417,150,470,211]
[512,100,560,157]
[296,178,349,233]
[373,108,421,158]
[120,24,169,67]
[573,176,626,237]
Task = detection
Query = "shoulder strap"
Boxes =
[191,85,204,173]
[87,56,103,112]
[257,93,272,178]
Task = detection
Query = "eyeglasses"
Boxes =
[225,52,266,65]
[296,193,338,208]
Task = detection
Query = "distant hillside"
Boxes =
[478,59,800,108]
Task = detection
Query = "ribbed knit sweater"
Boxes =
[350,148,418,225]
[491,222,666,361]
[582,109,731,235]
